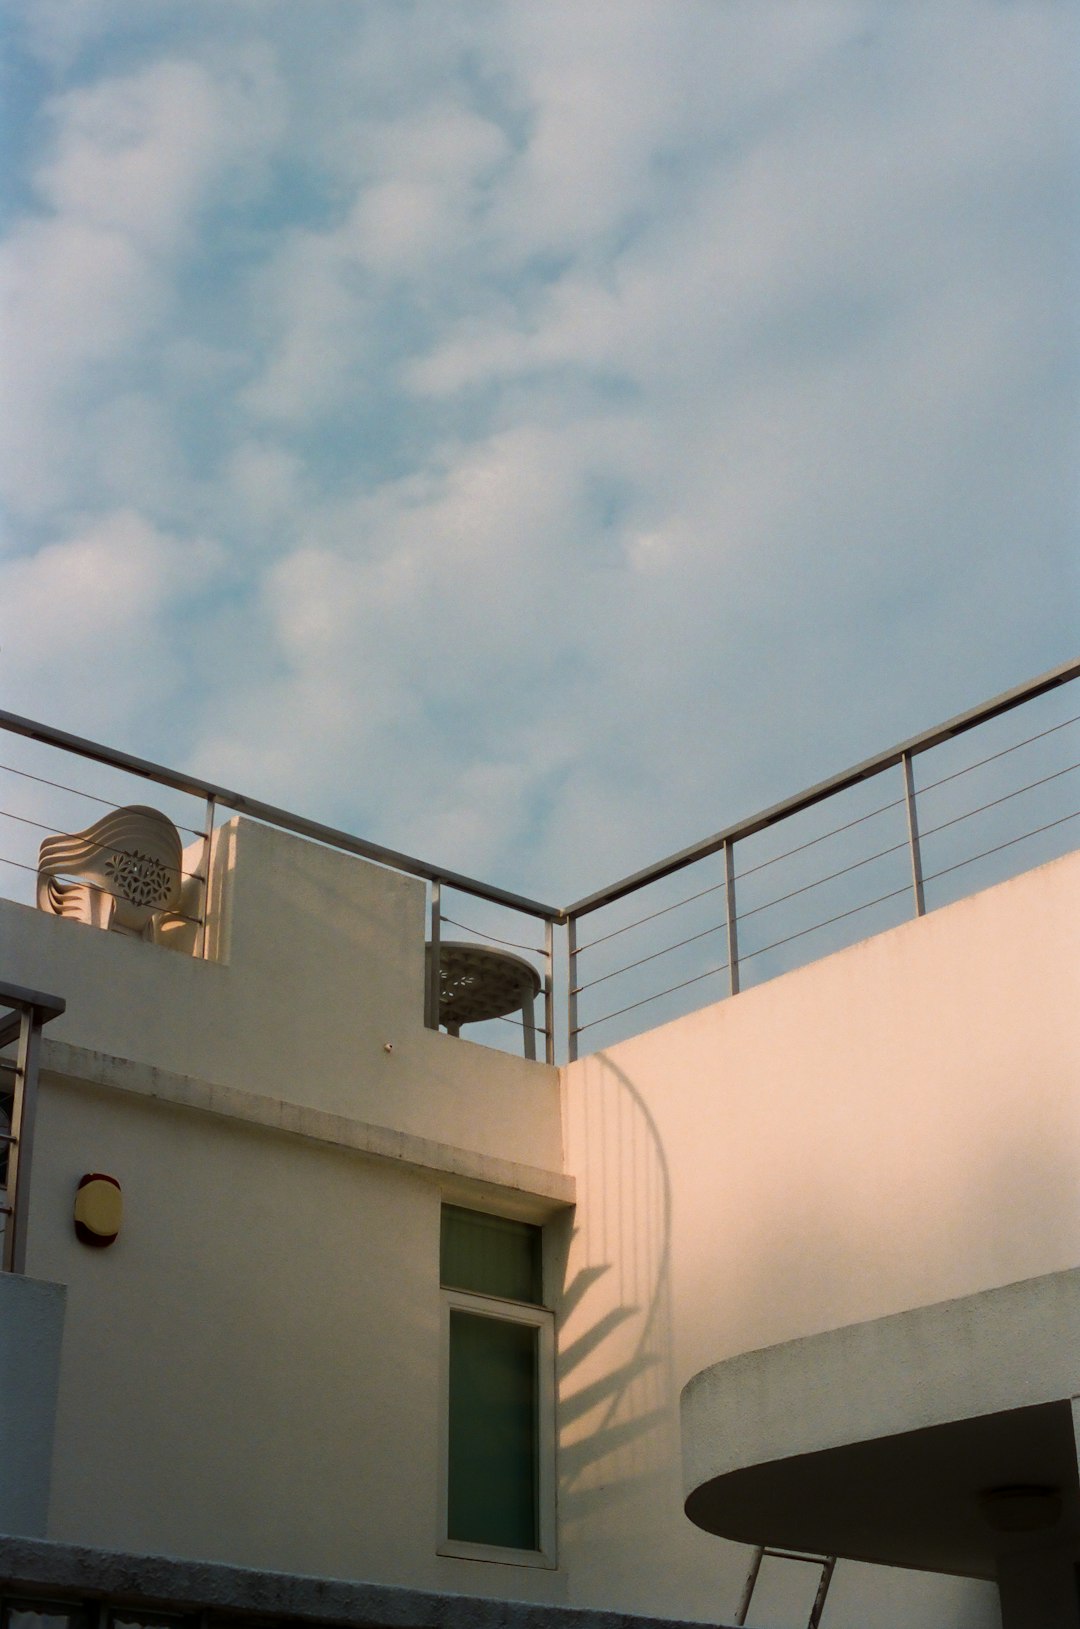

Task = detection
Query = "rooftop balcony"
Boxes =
[1,664,1077,1627]
[1,657,1077,1068]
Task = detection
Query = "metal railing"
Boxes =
[564,656,1080,1058]
[2,657,1078,1067]
[0,708,560,1063]
[0,981,66,1273]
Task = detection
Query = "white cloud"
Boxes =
[37,60,225,254]
[238,228,372,422]
[0,510,223,734]
[0,46,283,516]
[1,1,1075,902]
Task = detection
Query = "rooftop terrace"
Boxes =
[1,656,1078,1063]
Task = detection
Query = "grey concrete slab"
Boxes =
[0,1537,727,1629]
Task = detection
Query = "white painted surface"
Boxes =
[2,817,562,1172]
[5,820,1074,1627]
[39,1039,574,1216]
[681,1271,1080,1582]
[558,851,1080,1624]
[29,1077,569,1604]
[682,1268,1080,1488]
[6,819,566,1599]
[0,1272,66,1535]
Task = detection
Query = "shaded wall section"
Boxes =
[0,1273,66,1536]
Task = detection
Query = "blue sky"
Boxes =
[1,0,1077,900]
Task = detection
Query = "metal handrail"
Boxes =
[0,708,560,922]
[564,656,1080,920]
[2,658,1077,1066]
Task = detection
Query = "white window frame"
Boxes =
[438,1286,557,1569]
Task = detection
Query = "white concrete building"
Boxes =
[1,664,1078,1629]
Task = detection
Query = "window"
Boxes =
[1,1603,92,1629]
[439,1205,555,1566]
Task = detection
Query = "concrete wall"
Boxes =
[4,820,568,1602]
[0,1272,66,1536]
[558,850,1080,1625]
[2,817,562,1172]
[25,1076,568,1604]
[6,821,1075,1627]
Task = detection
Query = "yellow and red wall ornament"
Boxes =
[73,1173,123,1247]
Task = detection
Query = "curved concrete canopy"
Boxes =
[681,1270,1080,1579]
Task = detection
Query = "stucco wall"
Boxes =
[557,850,1080,1624]
[7,824,1074,1626]
[4,818,568,1599]
[25,1077,568,1605]
[0,1272,65,1536]
[1,817,562,1172]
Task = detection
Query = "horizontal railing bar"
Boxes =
[760,1549,832,1564]
[917,711,1080,798]
[918,762,1079,842]
[574,956,733,1034]
[0,758,206,836]
[493,1014,550,1036]
[565,656,1080,919]
[0,981,66,1023]
[576,790,906,956]
[0,806,205,881]
[576,808,1078,1037]
[0,709,560,922]
[438,916,548,956]
[923,807,1078,884]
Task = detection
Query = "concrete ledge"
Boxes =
[681,1269,1080,1578]
[0,1536,717,1629]
[682,1268,1080,1486]
[40,1040,574,1218]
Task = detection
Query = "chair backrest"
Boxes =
[38,805,183,935]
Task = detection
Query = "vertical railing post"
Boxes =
[733,1545,764,1626]
[724,839,740,995]
[0,1048,18,1275]
[901,751,926,917]
[808,1557,838,1629]
[543,918,555,1065]
[6,1007,41,1275]
[567,916,579,1064]
[426,879,442,1031]
[197,792,217,960]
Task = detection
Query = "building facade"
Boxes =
[2,694,1078,1629]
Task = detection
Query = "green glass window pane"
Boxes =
[440,1206,542,1304]
[447,1310,538,1550]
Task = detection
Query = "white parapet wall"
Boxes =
[557,848,1079,1625]
[1,816,562,1169]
